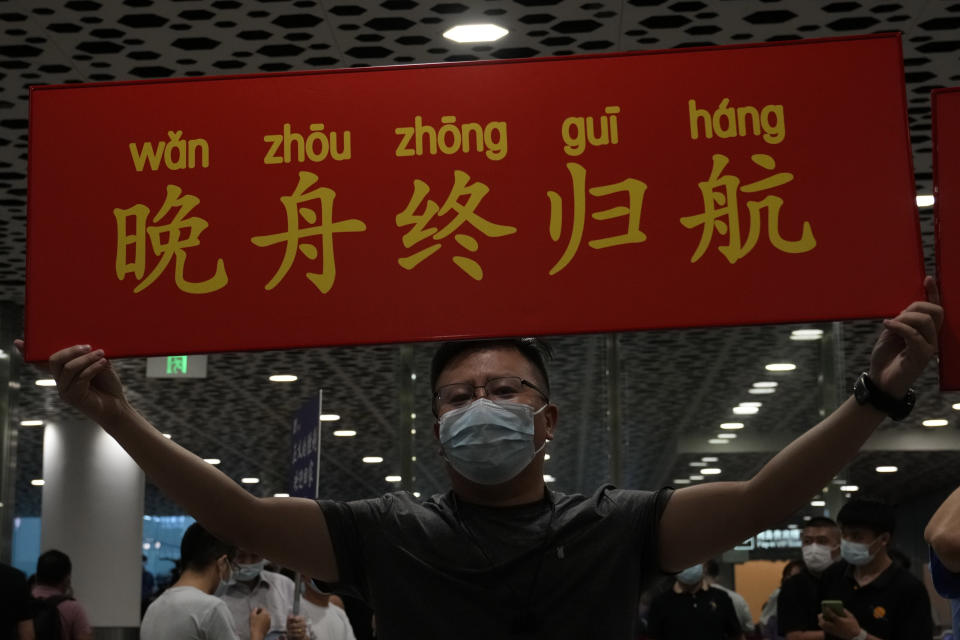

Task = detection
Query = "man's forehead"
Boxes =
[803,525,839,536]
[436,345,539,384]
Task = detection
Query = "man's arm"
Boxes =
[19,340,338,581]
[925,486,960,572]
[785,632,823,640]
[16,620,35,640]
[659,277,942,573]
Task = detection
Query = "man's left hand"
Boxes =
[818,607,861,638]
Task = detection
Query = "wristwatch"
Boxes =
[853,372,915,421]
[850,629,867,640]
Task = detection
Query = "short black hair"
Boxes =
[705,559,720,578]
[804,516,839,530]
[36,549,71,586]
[430,338,553,396]
[180,523,236,572]
[837,498,895,535]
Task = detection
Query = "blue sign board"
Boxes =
[290,391,322,499]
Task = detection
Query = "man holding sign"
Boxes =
[16,277,942,639]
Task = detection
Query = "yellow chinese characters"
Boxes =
[395,170,517,281]
[680,153,815,264]
[251,171,366,293]
[547,162,648,275]
[114,184,227,294]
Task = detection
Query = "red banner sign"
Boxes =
[25,33,925,361]
[934,88,960,390]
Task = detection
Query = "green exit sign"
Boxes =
[146,355,208,379]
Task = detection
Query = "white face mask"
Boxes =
[676,564,704,586]
[438,398,547,485]
[841,538,879,566]
[233,560,266,582]
[802,543,837,573]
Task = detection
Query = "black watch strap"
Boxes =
[853,372,915,421]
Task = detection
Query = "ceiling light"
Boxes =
[717,433,737,439]
[241,477,260,484]
[748,388,775,395]
[332,430,356,437]
[689,475,704,481]
[720,422,744,430]
[31,479,45,486]
[202,458,221,465]
[922,419,949,427]
[35,379,56,387]
[702,456,718,462]
[443,23,508,43]
[268,374,297,383]
[20,420,44,427]
[875,466,898,473]
[765,363,797,372]
[952,403,960,411]
[701,468,721,475]
[753,381,778,388]
[362,456,383,464]
[803,515,812,521]
[410,373,417,381]
[162,433,172,439]
[689,461,707,467]
[840,485,859,492]
[810,500,826,507]
[673,478,691,485]
[273,493,290,498]
[733,406,758,415]
[790,329,824,341]
[543,474,556,483]
[413,491,421,497]
[916,194,934,207]
[740,402,762,407]
[544,454,551,461]
[787,524,799,529]
[708,439,729,445]
[320,414,340,421]
[385,475,402,482]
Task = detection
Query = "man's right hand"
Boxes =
[16,341,130,426]
[286,614,308,640]
[250,607,271,639]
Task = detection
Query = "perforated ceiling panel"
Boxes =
[4,0,960,522]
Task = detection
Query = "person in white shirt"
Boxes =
[142,523,270,640]
[286,579,356,640]
[220,549,296,640]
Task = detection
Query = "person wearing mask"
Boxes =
[647,563,743,639]
[19,276,942,639]
[777,516,841,639]
[705,559,755,635]
[141,523,270,640]
[923,485,960,640]
[818,498,932,640]
[30,550,92,640]
[220,550,295,640]
[1,562,34,640]
[286,579,356,640]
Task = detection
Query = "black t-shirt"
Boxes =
[647,585,742,640]
[777,568,822,633]
[0,563,33,639]
[318,485,673,640]
[819,560,933,640]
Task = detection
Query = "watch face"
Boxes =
[854,374,869,404]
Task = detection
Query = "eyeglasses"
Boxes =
[434,376,548,412]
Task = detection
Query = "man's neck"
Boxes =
[675,580,703,594]
[853,552,892,586]
[450,461,546,507]
[174,568,217,595]
[304,589,330,607]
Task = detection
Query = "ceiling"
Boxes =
[2,0,960,523]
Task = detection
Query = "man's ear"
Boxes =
[433,421,440,441]
[544,404,559,440]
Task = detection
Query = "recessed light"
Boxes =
[673,478,692,485]
[803,515,812,521]
[273,493,290,498]
[385,475,402,482]
[788,524,799,529]
[544,454,551,461]
[749,388,775,395]
[791,329,824,341]
[19,420,44,427]
[701,468,721,475]
[35,379,56,387]
[31,479,45,486]
[543,474,556,483]
[717,433,737,439]
[241,477,260,484]
[953,403,960,411]
[720,423,744,430]
[840,485,859,492]
[740,402,762,407]
[708,438,729,445]
[162,433,172,439]
[413,491,421,497]
[701,457,718,462]
[689,461,707,467]
[320,414,340,421]
[268,374,298,383]
[875,466,898,473]
[689,475,704,481]
[362,456,383,464]
[810,500,826,507]
[916,194,934,207]
[443,23,508,43]
[733,406,759,415]
[753,382,778,388]
[922,419,949,427]
[202,458,221,465]
[765,363,797,372]
[332,430,356,437]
